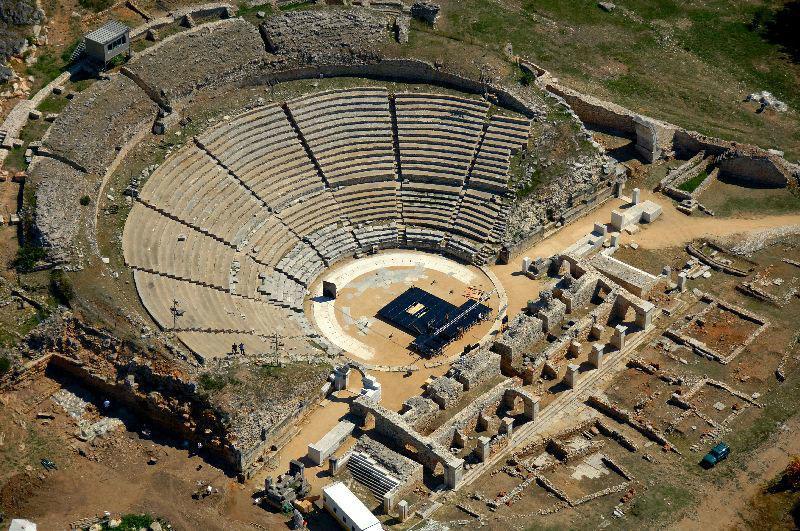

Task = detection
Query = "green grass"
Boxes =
[432,0,800,158]
[713,189,800,217]
[78,0,113,12]
[36,95,69,114]
[101,514,166,531]
[3,146,28,172]
[678,171,709,193]
[629,482,695,522]
[25,52,65,93]
[726,370,800,459]
[18,118,49,144]
[198,371,239,392]
[236,2,274,16]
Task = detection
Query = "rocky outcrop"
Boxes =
[123,18,267,107]
[260,9,394,63]
[29,156,91,264]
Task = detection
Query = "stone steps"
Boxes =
[347,452,402,498]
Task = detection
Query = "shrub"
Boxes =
[518,70,535,86]
[108,54,128,68]
[14,245,46,273]
[103,514,157,530]
[198,372,228,391]
[49,270,74,307]
[80,195,91,206]
[78,0,113,12]
[0,357,11,374]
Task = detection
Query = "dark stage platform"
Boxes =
[377,287,491,356]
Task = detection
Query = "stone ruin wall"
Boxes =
[540,69,796,188]
[0,313,245,471]
[350,396,463,478]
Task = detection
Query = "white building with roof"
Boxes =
[84,20,131,67]
[322,481,383,531]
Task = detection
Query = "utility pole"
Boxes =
[271,332,283,366]
[170,298,184,330]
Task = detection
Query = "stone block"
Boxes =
[476,436,491,462]
[308,420,355,465]
[611,324,626,350]
[589,343,604,369]
[398,500,410,522]
[565,364,580,389]
[677,272,687,292]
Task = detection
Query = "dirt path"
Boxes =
[673,414,800,530]
[490,190,800,318]
[632,190,800,250]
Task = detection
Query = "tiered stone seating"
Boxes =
[288,87,397,187]
[452,188,505,244]
[394,93,489,186]
[123,203,238,290]
[177,332,275,360]
[276,188,343,238]
[277,240,326,287]
[467,114,530,192]
[138,144,267,247]
[332,181,398,224]
[258,270,306,311]
[404,226,445,250]
[306,224,359,265]
[353,223,399,251]
[134,270,298,334]
[445,236,482,263]
[228,254,270,299]
[197,104,325,210]
[246,215,302,269]
[447,113,530,260]
[123,87,533,360]
[176,331,311,361]
[400,181,461,231]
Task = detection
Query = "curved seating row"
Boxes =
[124,88,532,361]
[134,270,301,336]
[394,93,489,186]
[197,104,324,211]
[288,87,397,187]
[138,145,267,247]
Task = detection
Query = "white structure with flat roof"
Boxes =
[84,20,131,67]
[323,481,383,531]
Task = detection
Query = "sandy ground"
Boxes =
[309,250,499,364]
[0,378,283,530]
[673,413,800,530]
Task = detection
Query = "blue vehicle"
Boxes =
[701,442,730,468]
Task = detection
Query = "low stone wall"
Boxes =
[246,57,544,119]
[522,58,797,188]
[129,3,235,41]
